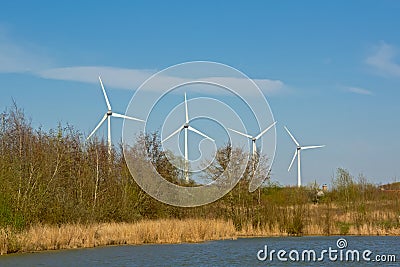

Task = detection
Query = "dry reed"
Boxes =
[1,215,399,255]
[1,219,236,254]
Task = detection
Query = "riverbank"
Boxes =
[1,218,400,255]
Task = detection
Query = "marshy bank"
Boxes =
[1,212,400,255]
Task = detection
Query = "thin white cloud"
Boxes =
[37,66,155,90]
[366,42,400,77]
[346,86,373,96]
[207,76,285,96]
[37,66,286,96]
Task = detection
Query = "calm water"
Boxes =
[0,236,399,266]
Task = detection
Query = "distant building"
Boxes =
[322,184,328,192]
[379,182,400,191]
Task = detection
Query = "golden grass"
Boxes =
[1,209,399,255]
[0,219,237,255]
[237,224,283,237]
[302,204,400,236]
[1,228,8,255]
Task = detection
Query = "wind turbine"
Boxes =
[284,126,325,187]
[162,93,214,182]
[228,121,277,159]
[87,76,145,154]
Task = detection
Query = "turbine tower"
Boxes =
[162,93,214,182]
[284,126,325,187]
[228,121,277,159]
[87,76,144,154]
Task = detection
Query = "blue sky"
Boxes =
[1,1,400,186]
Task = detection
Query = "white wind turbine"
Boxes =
[162,93,214,182]
[228,121,277,159]
[87,76,145,154]
[284,126,325,187]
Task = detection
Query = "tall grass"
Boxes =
[2,212,399,255]
[1,219,236,254]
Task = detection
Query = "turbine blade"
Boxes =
[112,112,145,122]
[228,128,253,139]
[99,76,112,111]
[162,126,183,143]
[301,145,326,150]
[288,150,298,172]
[255,121,277,140]
[184,92,189,123]
[188,126,214,141]
[284,126,300,146]
[87,113,108,140]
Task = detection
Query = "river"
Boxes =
[0,236,399,266]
